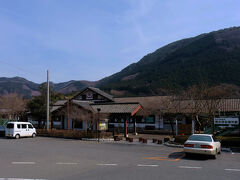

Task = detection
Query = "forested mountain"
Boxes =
[1,27,240,97]
[97,27,240,96]
[0,77,96,98]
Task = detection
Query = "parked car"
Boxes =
[5,122,37,139]
[183,134,221,158]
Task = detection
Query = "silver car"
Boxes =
[183,134,221,158]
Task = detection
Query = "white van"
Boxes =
[5,122,37,139]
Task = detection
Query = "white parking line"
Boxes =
[12,162,36,165]
[56,162,78,165]
[225,169,240,172]
[137,164,159,167]
[179,166,202,169]
[0,178,47,180]
[96,164,118,166]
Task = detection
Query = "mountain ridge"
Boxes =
[1,26,240,97]
[0,76,97,98]
[97,26,240,96]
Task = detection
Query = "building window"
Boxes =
[93,94,98,100]
[136,116,144,123]
[82,95,86,100]
[146,116,155,124]
[73,120,83,129]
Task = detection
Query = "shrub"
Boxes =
[174,135,190,144]
[164,137,171,143]
[36,129,112,139]
[217,136,240,147]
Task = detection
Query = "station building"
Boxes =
[51,87,240,135]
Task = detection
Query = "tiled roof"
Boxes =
[51,106,62,113]
[87,87,114,101]
[51,100,68,113]
[115,96,240,113]
[115,96,170,112]
[53,100,67,106]
[72,87,114,102]
[51,100,94,113]
[72,100,93,111]
[91,103,142,115]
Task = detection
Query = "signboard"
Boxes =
[86,91,93,100]
[214,117,239,125]
[99,122,107,131]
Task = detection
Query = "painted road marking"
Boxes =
[169,154,185,162]
[145,153,185,162]
[145,157,168,160]
[179,166,202,169]
[12,162,36,165]
[56,162,78,165]
[0,179,47,180]
[0,178,47,180]
[225,169,240,172]
[137,164,159,167]
[96,164,118,166]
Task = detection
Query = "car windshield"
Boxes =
[188,135,212,142]
[6,123,14,129]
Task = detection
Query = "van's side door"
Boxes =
[27,124,34,136]
[21,124,28,137]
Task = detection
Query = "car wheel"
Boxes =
[32,133,36,138]
[15,134,20,139]
[218,148,221,154]
[212,149,217,159]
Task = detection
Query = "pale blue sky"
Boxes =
[0,0,239,83]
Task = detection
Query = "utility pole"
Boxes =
[192,119,195,134]
[175,119,178,136]
[124,117,128,138]
[97,108,101,142]
[46,70,50,130]
[67,98,69,130]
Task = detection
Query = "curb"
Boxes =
[221,147,232,152]
[81,138,114,142]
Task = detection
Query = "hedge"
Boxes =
[36,129,112,139]
[217,136,240,147]
[174,135,190,144]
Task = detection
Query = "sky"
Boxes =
[0,0,240,83]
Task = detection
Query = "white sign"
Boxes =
[214,118,239,125]
[86,92,93,100]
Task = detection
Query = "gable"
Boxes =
[74,88,113,102]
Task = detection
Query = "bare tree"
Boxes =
[202,86,228,133]
[185,84,207,132]
[0,93,26,120]
[161,96,180,136]
[185,83,230,133]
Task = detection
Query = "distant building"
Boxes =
[51,87,240,135]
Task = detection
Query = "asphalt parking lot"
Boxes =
[0,137,240,180]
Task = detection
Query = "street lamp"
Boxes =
[97,108,101,142]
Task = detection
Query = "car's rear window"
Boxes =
[188,135,212,142]
[6,123,14,129]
